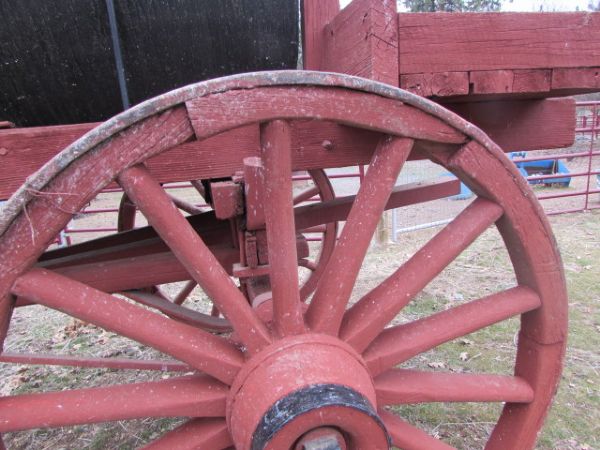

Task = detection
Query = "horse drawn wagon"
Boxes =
[1,0,599,448]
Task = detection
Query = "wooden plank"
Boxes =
[513,69,552,94]
[398,12,600,75]
[0,96,575,199]
[446,98,575,152]
[470,70,515,95]
[184,87,464,144]
[552,67,600,91]
[302,0,340,70]
[0,97,575,199]
[322,0,399,86]
[400,72,469,97]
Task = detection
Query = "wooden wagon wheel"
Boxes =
[114,169,337,331]
[0,71,567,449]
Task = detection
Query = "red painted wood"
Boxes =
[322,0,398,86]
[437,141,568,345]
[340,197,503,352]
[11,268,243,384]
[142,418,232,450]
[51,247,237,294]
[552,67,600,91]
[173,280,198,305]
[487,336,566,450]
[470,70,517,95]
[400,72,469,97]
[210,181,243,219]
[0,107,195,346]
[0,375,226,433]
[0,351,189,372]
[293,178,460,232]
[301,0,340,70]
[0,74,569,448]
[293,185,320,205]
[380,409,456,450]
[466,69,552,96]
[0,98,577,200]
[363,286,541,377]
[398,12,600,74]
[123,290,230,332]
[512,69,552,93]
[445,98,575,152]
[117,165,271,354]
[306,137,413,334]
[186,87,464,145]
[260,120,305,336]
[375,369,533,405]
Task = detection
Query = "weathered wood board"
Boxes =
[397,12,600,99]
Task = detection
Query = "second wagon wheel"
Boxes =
[0,72,567,449]
[114,168,337,330]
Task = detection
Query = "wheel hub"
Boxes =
[227,335,390,450]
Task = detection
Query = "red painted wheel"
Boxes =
[0,72,567,449]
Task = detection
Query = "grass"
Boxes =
[1,210,599,449]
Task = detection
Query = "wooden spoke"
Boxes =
[169,194,205,215]
[260,120,306,336]
[173,280,199,305]
[0,352,189,372]
[117,164,271,353]
[376,369,534,405]
[364,286,541,376]
[293,185,320,205]
[142,418,232,450]
[380,410,456,450]
[340,197,504,352]
[300,225,327,234]
[11,269,243,384]
[299,259,318,271]
[123,290,230,332]
[117,195,137,232]
[0,375,226,433]
[306,137,414,334]
[190,179,206,198]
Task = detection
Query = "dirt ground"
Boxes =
[0,165,598,449]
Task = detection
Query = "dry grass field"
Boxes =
[0,193,598,449]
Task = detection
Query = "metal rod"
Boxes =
[105,0,130,110]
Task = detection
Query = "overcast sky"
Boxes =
[340,0,592,11]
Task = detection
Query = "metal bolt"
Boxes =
[0,147,8,156]
[321,140,334,151]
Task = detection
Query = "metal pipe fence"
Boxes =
[391,100,600,237]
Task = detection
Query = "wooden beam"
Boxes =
[398,12,600,75]
[400,72,469,98]
[322,0,398,86]
[446,98,575,152]
[0,95,576,199]
[552,67,600,93]
[301,0,340,70]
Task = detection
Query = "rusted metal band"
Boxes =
[250,384,390,450]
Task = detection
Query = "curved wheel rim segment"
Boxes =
[0,71,567,450]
